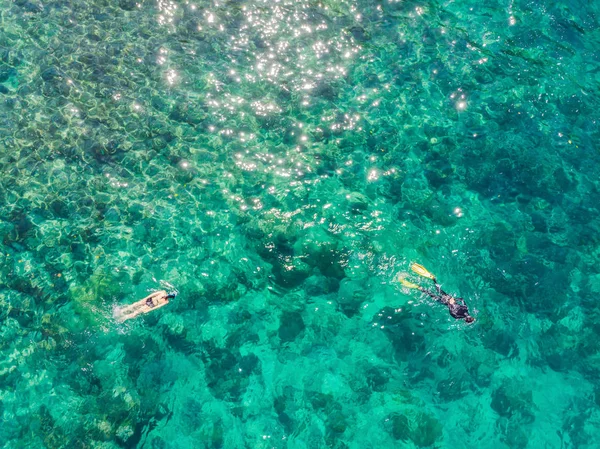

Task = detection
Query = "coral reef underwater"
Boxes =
[1,0,600,447]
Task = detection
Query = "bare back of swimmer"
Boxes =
[114,290,176,323]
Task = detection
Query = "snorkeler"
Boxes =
[113,290,176,323]
[397,263,475,323]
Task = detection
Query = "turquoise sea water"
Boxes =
[2,0,600,447]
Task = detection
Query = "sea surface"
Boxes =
[1,0,600,448]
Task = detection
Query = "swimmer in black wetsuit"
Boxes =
[397,263,475,323]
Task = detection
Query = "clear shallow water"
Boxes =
[1,0,600,447]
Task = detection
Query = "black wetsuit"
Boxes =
[420,282,471,320]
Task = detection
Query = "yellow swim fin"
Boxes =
[411,263,436,280]
[399,278,420,289]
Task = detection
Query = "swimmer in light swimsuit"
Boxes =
[397,263,475,323]
[114,290,176,323]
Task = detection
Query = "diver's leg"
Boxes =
[114,302,144,322]
[116,305,135,315]
[420,287,444,303]
[117,310,141,323]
